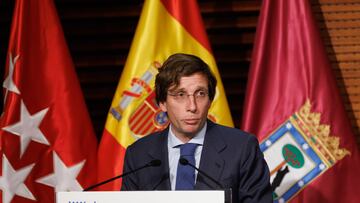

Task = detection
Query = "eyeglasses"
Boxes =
[167,89,209,103]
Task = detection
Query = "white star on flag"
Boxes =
[3,53,20,98]
[0,154,36,203]
[2,100,50,157]
[36,151,86,192]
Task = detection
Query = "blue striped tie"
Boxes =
[175,143,198,190]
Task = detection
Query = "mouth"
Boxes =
[183,119,200,125]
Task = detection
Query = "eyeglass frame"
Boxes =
[167,88,209,103]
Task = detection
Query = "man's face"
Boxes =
[159,73,211,141]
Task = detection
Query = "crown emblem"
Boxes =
[260,99,350,202]
[294,99,350,166]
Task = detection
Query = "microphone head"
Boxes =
[148,159,162,167]
[179,157,189,165]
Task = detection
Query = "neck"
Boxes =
[175,133,194,143]
[169,122,207,144]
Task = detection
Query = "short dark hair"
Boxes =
[155,53,217,104]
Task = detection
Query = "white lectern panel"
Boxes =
[57,191,224,203]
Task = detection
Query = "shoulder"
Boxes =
[126,128,168,150]
[207,121,258,144]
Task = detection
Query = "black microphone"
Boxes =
[83,159,161,191]
[179,157,223,189]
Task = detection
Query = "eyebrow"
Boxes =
[169,87,207,93]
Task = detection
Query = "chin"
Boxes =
[183,127,201,135]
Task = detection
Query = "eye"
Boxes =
[196,90,207,97]
[177,91,186,97]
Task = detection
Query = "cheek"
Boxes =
[202,101,211,111]
[166,105,181,116]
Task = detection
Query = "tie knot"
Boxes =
[180,143,198,156]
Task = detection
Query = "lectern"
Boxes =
[57,191,225,203]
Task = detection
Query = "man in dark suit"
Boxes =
[121,53,272,203]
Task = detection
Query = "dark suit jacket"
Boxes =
[121,120,272,203]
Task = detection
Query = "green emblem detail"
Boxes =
[282,144,304,168]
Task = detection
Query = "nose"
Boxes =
[186,95,197,112]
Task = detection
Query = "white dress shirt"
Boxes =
[167,123,206,190]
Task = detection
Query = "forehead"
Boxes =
[170,73,208,91]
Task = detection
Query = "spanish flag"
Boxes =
[97,0,233,190]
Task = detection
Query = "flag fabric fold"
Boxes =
[0,0,98,202]
[97,0,233,190]
[241,0,360,202]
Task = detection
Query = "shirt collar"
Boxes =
[168,122,207,148]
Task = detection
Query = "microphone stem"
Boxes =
[187,162,223,189]
[83,164,149,191]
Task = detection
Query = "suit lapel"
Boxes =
[195,121,226,190]
[146,128,171,190]
[142,122,226,190]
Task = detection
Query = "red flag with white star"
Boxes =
[0,0,98,202]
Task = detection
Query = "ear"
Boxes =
[159,102,167,112]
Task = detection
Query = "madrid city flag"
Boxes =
[241,0,360,202]
[98,0,233,190]
[0,0,98,202]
